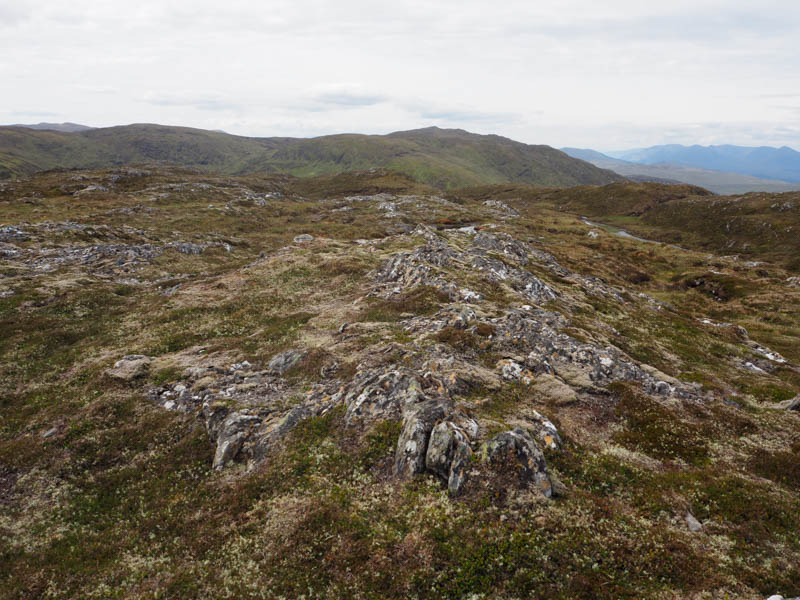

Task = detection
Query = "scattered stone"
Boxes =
[107,355,151,381]
[293,234,314,243]
[0,226,28,242]
[41,427,59,439]
[319,361,339,378]
[749,342,786,364]
[162,283,181,296]
[775,395,800,411]
[654,381,672,396]
[74,184,109,195]
[267,350,305,375]
[482,199,519,216]
[743,361,767,374]
[685,512,703,532]
[168,242,207,255]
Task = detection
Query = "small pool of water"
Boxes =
[581,217,659,244]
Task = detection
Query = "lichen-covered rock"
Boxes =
[472,231,569,277]
[210,412,263,470]
[497,358,534,384]
[425,420,474,495]
[344,367,425,424]
[375,242,472,301]
[394,399,449,478]
[522,410,562,451]
[107,355,151,381]
[480,428,552,497]
[469,252,558,304]
[492,309,699,398]
[250,399,337,463]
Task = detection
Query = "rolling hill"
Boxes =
[0,124,623,188]
[562,147,800,195]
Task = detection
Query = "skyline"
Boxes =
[2,0,799,151]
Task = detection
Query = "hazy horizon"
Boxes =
[3,0,799,150]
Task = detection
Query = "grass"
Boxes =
[610,383,710,466]
[360,286,451,322]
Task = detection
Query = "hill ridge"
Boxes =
[0,123,623,188]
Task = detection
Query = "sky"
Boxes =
[2,0,799,151]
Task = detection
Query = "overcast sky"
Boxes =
[2,0,799,150]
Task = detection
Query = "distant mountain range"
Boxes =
[0,124,623,188]
[609,144,800,183]
[561,146,800,195]
[9,122,94,133]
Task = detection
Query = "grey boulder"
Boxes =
[268,350,305,375]
[107,355,151,381]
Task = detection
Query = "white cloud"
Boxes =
[1,0,799,149]
[141,91,239,112]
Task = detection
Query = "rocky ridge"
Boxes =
[144,224,731,501]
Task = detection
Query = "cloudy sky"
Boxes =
[2,0,799,150]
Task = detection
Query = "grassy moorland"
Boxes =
[1,168,798,599]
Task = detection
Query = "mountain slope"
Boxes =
[562,147,800,194]
[609,144,800,183]
[0,124,623,188]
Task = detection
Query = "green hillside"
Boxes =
[458,181,800,271]
[639,192,800,270]
[0,124,623,189]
